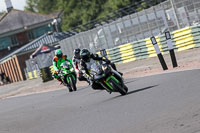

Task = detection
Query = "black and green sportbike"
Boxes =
[58,61,77,92]
[89,61,128,95]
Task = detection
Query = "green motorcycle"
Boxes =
[58,61,77,92]
[90,61,128,95]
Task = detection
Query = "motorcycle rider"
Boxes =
[72,48,81,70]
[72,48,90,84]
[52,49,74,91]
[80,48,122,90]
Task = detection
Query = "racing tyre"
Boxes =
[69,76,77,91]
[109,79,127,95]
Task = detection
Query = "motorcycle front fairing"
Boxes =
[60,62,76,84]
[89,63,116,91]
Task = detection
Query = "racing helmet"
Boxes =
[55,49,63,58]
[74,48,81,58]
[80,49,90,62]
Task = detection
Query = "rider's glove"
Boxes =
[105,60,111,64]
[56,69,61,75]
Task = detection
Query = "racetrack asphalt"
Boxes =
[0,69,200,133]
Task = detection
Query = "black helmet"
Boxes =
[74,48,81,58]
[80,49,90,62]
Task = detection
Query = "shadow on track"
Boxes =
[126,85,158,95]
[99,85,159,103]
[60,86,89,96]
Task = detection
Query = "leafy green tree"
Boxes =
[24,0,39,12]
[37,0,58,14]
[25,0,165,31]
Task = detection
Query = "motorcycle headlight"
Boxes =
[70,68,74,72]
[102,65,108,71]
[63,71,67,74]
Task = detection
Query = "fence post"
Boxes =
[151,36,168,70]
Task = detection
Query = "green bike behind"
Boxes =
[58,61,77,92]
[52,49,77,92]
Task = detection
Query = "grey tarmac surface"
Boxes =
[0,69,200,133]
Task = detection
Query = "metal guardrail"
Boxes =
[105,25,200,64]
[27,70,39,80]
[26,25,200,80]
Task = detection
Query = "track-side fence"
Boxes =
[59,0,200,59]
[26,0,200,80]
[105,25,200,64]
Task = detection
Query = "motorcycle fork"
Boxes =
[66,74,76,83]
[100,82,112,94]
[103,76,120,91]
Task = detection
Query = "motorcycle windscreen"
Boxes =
[90,63,102,75]
[61,62,71,69]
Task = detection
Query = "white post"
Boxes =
[151,36,168,70]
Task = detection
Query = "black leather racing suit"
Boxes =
[80,54,111,90]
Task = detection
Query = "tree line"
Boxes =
[25,0,165,32]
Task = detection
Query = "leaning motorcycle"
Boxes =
[89,61,128,95]
[58,61,77,92]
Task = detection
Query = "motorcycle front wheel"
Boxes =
[69,76,77,91]
[109,79,127,95]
